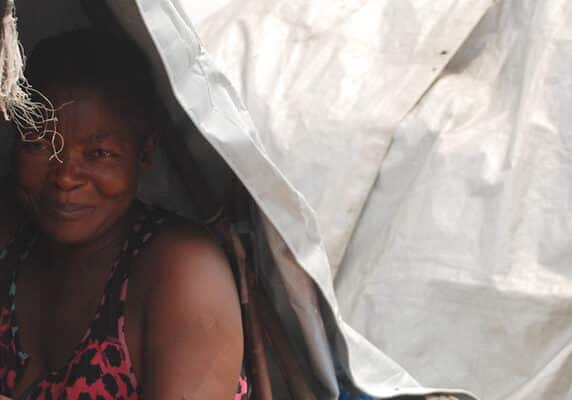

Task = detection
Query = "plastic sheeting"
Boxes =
[198,0,572,399]
[4,0,474,398]
[108,2,474,398]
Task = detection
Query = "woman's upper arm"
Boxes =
[142,232,243,400]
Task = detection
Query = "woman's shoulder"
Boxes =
[147,210,226,267]
[130,208,244,399]
[0,196,29,295]
[135,207,236,302]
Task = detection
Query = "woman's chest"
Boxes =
[8,337,141,400]
[16,266,110,368]
[6,265,144,399]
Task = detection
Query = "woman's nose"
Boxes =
[50,154,86,192]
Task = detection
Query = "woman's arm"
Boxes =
[142,230,244,400]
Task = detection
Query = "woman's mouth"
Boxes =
[44,201,95,220]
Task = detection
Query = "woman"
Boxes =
[0,30,247,399]
[0,175,24,248]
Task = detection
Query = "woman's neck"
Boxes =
[43,203,140,275]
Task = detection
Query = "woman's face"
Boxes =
[14,84,150,245]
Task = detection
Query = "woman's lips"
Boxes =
[44,201,95,220]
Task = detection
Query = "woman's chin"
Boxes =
[44,227,91,245]
[38,218,99,246]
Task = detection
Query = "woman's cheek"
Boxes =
[13,153,50,215]
[91,163,139,200]
[14,152,50,196]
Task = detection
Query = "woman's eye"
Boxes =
[21,140,49,153]
[89,149,114,158]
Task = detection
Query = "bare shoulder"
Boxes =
[134,216,244,399]
[136,216,239,311]
[0,211,20,305]
[143,218,232,283]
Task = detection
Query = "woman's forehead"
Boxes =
[43,84,136,140]
[44,83,107,108]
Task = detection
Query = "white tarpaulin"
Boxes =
[197,0,572,399]
[7,0,572,398]
[3,0,477,399]
[108,1,474,397]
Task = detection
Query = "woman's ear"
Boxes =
[138,133,156,171]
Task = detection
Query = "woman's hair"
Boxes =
[26,29,159,139]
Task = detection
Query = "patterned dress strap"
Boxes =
[90,204,169,339]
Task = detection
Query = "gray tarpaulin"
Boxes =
[6,0,570,399]
[2,0,475,399]
[105,1,473,398]
[197,0,572,399]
